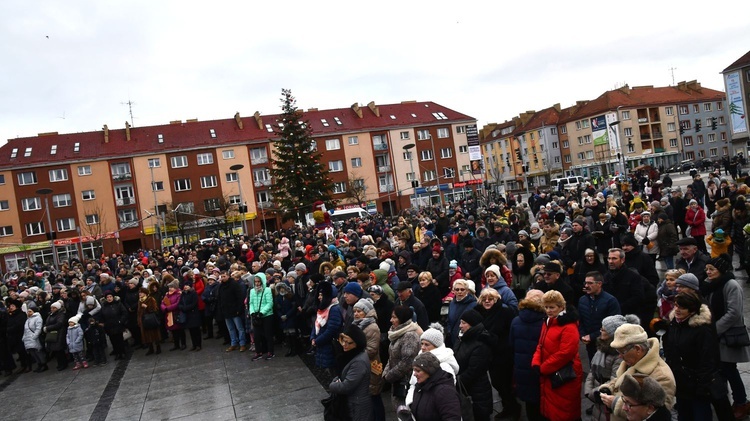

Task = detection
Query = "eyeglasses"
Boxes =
[481,297,497,302]
[453,288,466,292]
[621,398,644,409]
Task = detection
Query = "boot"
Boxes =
[145,345,154,356]
[155,344,162,355]
[73,363,82,370]
[285,335,298,357]
[82,361,89,369]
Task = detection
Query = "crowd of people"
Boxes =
[1,169,750,421]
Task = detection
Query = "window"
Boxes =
[562,140,569,148]
[443,168,455,178]
[681,120,692,130]
[85,214,99,225]
[226,172,238,182]
[171,156,188,168]
[703,103,712,112]
[440,148,453,158]
[200,175,217,188]
[554,156,561,163]
[698,150,705,158]
[157,134,164,143]
[309,140,317,152]
[678,105,689,115]
[719,116,725,125]
[49,169,68,182]
[406,172,416,181]
[575,121,581,130]
[321,119,329,127]
[152,181,164,191]
[456,126,466,134]
[22,197,41,211]
[683,136,693,146]
[550,127,557,135]
[10,148,18,158]
[328,160,344,172]
[52,193,71,208]
[621,111,631,120]
[0,200,8,211]
[73,142,80,152]
[423,170,436,181]
[209,129,217,138]
[332,182,347,194]
[351,158,362,168]
[720,132,727,141]
[420,150,434,161]
[697,135,704,144]
[624,128,633,136]
[334,117,342,125]
[709,148,718,157]
[111,163,131,179]
[148,158,161,168]
[564,155,571,163]
[18,172,37,186]
[253,169,270,185]
[458,145,468,153]
[56,218,75,232]
[665,107,674,116]
[584,135,592,144]
[82,190,95,200]
[400,131,410,140]
[708,133,716,143]
[174,179,191,191]
[325,139,341,150]
[586,151,594,159]
[50,145,58,155]
[692,104,700,113]
[437,128,449,138]
[26,222,44,236]
[178,202,195,214]
[417,130,430,140]
[197,153,214,165]
[229,195,241,205]
[627,143,635,153]
[0,174,4,184]
[222,150,235,160]
[577,136,584,145]
[0,226,12,236]
[78,165,92,176]
[669,138,678,148]
[667,123,676,132]
[24,147,32,157]
[257,191,272,204]
[717,102,723,111]
[204,198,220,212]
[348,136,358,145]
[560,126,567,134]
[118,209,138,228]
[115,185,134,204]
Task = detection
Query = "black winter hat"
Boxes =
[460,309,483,327]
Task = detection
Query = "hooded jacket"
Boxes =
[510,298,545,403]
[409,368,462,421]
[23,311,44,350]
[248,272,274,318]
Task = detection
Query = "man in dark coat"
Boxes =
[621,234,660,286]
[217,271,247,352]
[394,281,429,330]
[603,248,649,326]
[532,262,575,307]
[459,240,483,283]
[674,237,711,283]
[577,271,621,362]
[567,218,596,269]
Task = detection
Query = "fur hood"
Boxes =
[668,304,711,327]
[480,248,506,267]
[548,305,579,326]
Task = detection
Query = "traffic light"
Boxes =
[711,117,717,130]
[515,149,522,161]
[679,126,685,135]
[695,119,701,132]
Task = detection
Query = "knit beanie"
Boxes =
[168,280,180,289]
[485,264,501,279]
[420,323,445,348]
[353,298,374,314]
[601,314,641,336]
[675,273,700,291]
[413,352,441,376]
[69,314,81,325]
[393,306,414,325]
[85,296,97,306]
[622,233,639,247]
[707,254,733,274]
[295,262,307,272]
[50,300,63,311]
[343,282,363,298]
[460,309,483,327]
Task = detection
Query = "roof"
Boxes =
[723,50,750,73]
[0,101,475,170]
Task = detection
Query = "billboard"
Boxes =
[726,71,747,135]
[466,124,483,175]
[605,112,619,156]
[591,115,608,146]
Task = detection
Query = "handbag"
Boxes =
[550,361,577,389]
[177,311,187,325]
[391,379,408,399]
[721,325,750,348]
[251,290,265,328]
[142,312,160,330]
[321,392,351,421]
[122,328,132,342]
[45,330,59,343]
[456,377,475,421]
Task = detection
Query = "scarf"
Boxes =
[352,316,376,330]
[702,272,732,322]
[388,320,420,342]
[314,300,337,334]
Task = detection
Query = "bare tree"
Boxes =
[163,201,199,245]
[203,195,238,237]
[345,175,368,206]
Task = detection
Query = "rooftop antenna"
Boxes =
[121,97,135,126]
[668,66,677,86]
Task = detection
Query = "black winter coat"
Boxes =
[178,289,202,329]
[100,299,128,334]
[603,267,645,316]
[217,279,245,319]
[45,309,68,352]
[453,323,493,419]
[410,369,462,421]
[414,283,442,324]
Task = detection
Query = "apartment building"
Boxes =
[0,101,475,271]
[722,50,750,156]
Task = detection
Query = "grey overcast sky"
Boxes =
[1,0,749,146]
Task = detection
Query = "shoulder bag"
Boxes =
[721,325,750,348]
[550,361,577,389]
[142,312,160,330]
[456,376,475,421]
[251,290,265,328]
[45,330,59,343]
[321,392,351,421]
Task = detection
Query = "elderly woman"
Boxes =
[445,279,477,348]
[160,280,184,351]
[101,290,129,360]
[618,374,671,421]
[352,298,385,421]
[405,323,459,409]
[453,309,493,421]
[510,289,546,420]
[45,299,68,371]
[23,302,47,372]
[328,325,373,421]
[531,290,583,421]
[382,305,421,416]
[702,254,750,419]
[408,352,462,421]
[178,280,202,352]
[137,287,161,355]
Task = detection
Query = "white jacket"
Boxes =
[23,312,44,350]
[633,221,658,255]
[405,345,460,406]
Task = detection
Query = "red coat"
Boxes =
[193,276,206,311]
[684,206,706,237]
[531,310,583,421]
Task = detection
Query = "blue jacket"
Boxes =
[577,291,621,340]
[509,303,545,404]
[275,294,298,331]
[446,294,477,348]
[487,282,519,312]
[311,302,343,369]
[67,324,85,353]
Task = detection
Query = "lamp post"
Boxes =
[149,165,161,250]
[229,164,248,236]
[36,188,59,270]
[403,144,417,208]
[609,120,625,176]
[427,134,444,208]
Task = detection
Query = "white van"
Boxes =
[551,176,585,191]
[305,207,371,227]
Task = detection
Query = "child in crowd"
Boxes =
[705,228,731,258]
[67,315,88,369]
[84,315,107,366]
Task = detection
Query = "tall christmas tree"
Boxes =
[270,89,334,221]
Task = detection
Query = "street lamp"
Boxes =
[229,164,248,236]
[609,120,626,176]
[403,144,417,208]
[427,134,444,208]
[36,188,59,270]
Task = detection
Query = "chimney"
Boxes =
[351,103,363,119]
[125,121,131,141]
[254,111,263,129]
[367,101,380,117]
[553,103,561,112]
[676,81,687,92]
[687,80,701,92]
[307,108,318,112]
[234,112,243,129]
[103,124,109,143]
[170,120,182,125]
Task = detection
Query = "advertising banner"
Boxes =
[726,71,747,135]
[605,112,619,156]
[591,115,608,146]
[466,124,482,174]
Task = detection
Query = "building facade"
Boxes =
[0,101,476,271]
[722,50,750,157]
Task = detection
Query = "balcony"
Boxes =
[374,142,388,151]
[254,179,271,187]
[379,184,395,193]
[377,165,391,173]
[116,197,135,206]
[652,131,663,139]
[251,156,268,165]
[637,117,648,124]
[257,201,273,209]
[655,148,666,153]
[112,173,132,181]
[119,221,138,229]
[640,133,651,140]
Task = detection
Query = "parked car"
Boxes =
[666,160,694,173]
[694,158,713,170]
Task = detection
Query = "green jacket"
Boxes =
[248,273,274,317]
